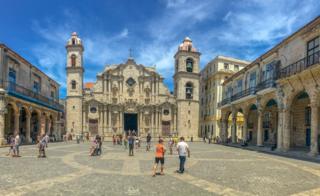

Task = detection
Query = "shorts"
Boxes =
[155,157,164,164]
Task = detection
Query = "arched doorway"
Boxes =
[247,104,258,145]
[31,110,40,143]
[19,107,28,144]
[290,91,311,149]
[263,99,278,147]
[4,104,15,140]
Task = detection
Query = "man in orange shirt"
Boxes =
[152,138,166,177]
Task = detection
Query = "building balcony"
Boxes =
[218,97,231,107]
[0,80,63,112]
[231,87,256,102]
[279,50,320,79]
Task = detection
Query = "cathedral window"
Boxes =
[163,109,170,115]
[126,77,136,86]
[72,38,76,45]
[185,82,193,99]
[186,58,193,72]
[71,80,77,89]
[90,107,97,113]
[71,54,76,67]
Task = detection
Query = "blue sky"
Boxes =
[1,0,319,98]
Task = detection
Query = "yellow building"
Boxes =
[219,16,320,156]
[0,44,64,145]
[200,56,250,140]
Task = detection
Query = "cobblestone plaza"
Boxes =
[0,142,319,196]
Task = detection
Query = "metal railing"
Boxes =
[279,50,320,79]
[231,87,256,102]
[218,97,231,107]
[256,77,277,92]
[0,80,63,111]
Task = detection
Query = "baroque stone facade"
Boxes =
[219,16,320,156]
[66,34,200,138]
[0,44,63,145]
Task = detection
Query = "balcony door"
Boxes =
[8,68,16,90]
[249,72,256,93]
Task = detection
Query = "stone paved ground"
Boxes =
[0,142,319,196]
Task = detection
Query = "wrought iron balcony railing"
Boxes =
[0,80,63,111]
[279,50,320,79]
[256,77,277,92]
[230,87,256,102]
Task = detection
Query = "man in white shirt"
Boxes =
[176,137,190,174]
[14,133,21,157]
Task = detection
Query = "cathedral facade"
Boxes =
[66,33,200,138]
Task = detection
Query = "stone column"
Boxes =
[242,113,248,142]
[119,109,123,134]
[309,102,319,156]
[282,108,291,151]
[41,114,48,135]
[98,111,103,136]
[0,90,5,145]
[108,109,112,133]
[26,112,31,143]
[14,112,20,135]
[221,119,227,143]
[257,109,263,146]
[231,112,237,143]
[276,108,284,151]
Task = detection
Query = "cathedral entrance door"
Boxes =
[89,119,98,135]
[124,113,138,134]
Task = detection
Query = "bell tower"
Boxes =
[66,32,84,136]
[174,37,200,138]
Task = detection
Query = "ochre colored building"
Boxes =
[219,16,320,156]
[0,44,63,145]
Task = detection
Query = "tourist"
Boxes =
[96,135,102,156]
[135,135,140,149]
[6,135,15,156]
[112,135,116,145]
[38,134,48,158]
[128,133,135,156]
[152,138,166,177]
[146,133,152,151]
[176,137,190,174]
[123,135,128,149]
[89,136,99,156]
[13,133,21,157]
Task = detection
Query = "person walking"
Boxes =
[13,133,21,157]
[6,135,15,156]
[38,134,48,158]
[152,138,166,177]
[176,137,190,174]
[123,135,128,150]
[128,133,135,156]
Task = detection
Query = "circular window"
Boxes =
[90,107,97,113]
[163,109,170,115]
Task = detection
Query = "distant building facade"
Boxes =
[200,56,250,140]
[218,16,320,156]
[0,44,63,145]
[65,33,200,138]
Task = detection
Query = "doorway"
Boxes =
[124,113,138,133]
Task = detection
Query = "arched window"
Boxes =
[71,54,76,67]
[72,38,76,45]
[185,82,193,99]
[186,58,193,72]
[71,80,76,89]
